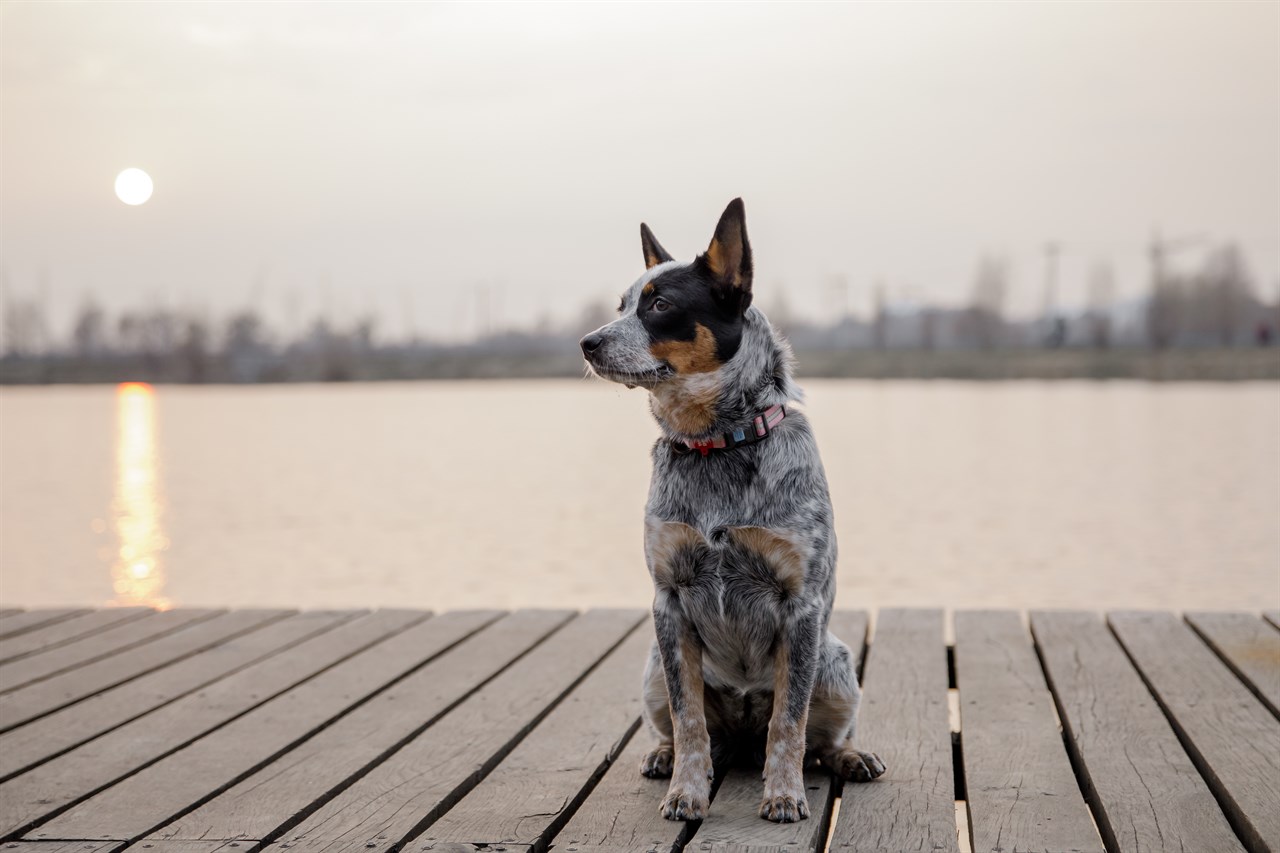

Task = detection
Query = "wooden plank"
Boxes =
[0,609,150,664]
[30,610,489,842]
[261,609,645,853]
[0,609,218,694]
[0,609,90,641]
[1263,611,1280,632]
[0,608,22,618]
[0,610,282,734]
[418,620,651,849]
[954,611,1102,853]
[1185,611,1280,719]
[0,610,351,780]
[0,843,121,853]
[552,731,696,853]
[828,608,958,853]
[1109,610,1280,853]
[151,609,574,843]
[686,766,835,853]
[0,609,425,838]
[1031,611,1244,853]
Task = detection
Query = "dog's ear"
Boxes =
[698,198,753,311]
[640,223,673,270]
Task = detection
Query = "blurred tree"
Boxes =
[1086,263,1116,350]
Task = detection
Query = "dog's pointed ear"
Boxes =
[698,198,753,310]
[640,223,673,270]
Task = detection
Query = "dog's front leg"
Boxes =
[652,595,713,821]
[761,609,820,822]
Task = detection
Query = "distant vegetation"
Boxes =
[2,244,1277,383]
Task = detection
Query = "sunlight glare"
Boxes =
[109,382,170,608]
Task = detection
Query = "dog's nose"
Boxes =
[580,333,604,356]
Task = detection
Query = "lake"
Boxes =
[1,380,1277,612]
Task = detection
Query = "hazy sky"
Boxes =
[3,1,1277,341]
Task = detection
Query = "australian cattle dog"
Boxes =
[580,199,885,823]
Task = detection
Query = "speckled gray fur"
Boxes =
[583,205,885,823]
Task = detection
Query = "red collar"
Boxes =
[675,404,787,457]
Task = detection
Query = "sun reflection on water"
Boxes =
[109,382,170,609]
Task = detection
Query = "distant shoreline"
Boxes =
[2,348,1277,384]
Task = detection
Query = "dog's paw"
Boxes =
[759,790,810,823]
[640,745,674,778]
[830,748,886,782]
[660,788,710,821]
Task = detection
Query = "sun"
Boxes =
[114,168,154,206]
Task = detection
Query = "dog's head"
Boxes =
[580,198,754,390]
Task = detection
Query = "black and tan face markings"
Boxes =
[638,267,746,376]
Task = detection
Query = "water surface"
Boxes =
[2,380,1277,612]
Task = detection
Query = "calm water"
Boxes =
[1,380,1277,612]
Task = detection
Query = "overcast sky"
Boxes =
[2,1,1277,341]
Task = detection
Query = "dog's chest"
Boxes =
[677,556,786,692]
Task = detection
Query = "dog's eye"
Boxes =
[652,297,671,312]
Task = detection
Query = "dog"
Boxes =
[579,199,885,823]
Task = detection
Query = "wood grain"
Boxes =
[30,610,485,842]
[0,609,151,666]
[0,610,218,695]
[1185,611,1280,719]
[1109,610,1280,853]
[0,610,350,780]
[1031,610,1243,853]
[0,842,121,853]
[953,611,1102,853]
[0,609,426,838]
[152,610,574,843]
[262,610,645,853]
[552,730,696,853]
[0,610,279,733]
[418,620,652,849]
[828,608,958,853]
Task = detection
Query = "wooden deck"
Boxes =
[0,607,1276,853]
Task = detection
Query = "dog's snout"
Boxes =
[580,333,604,356]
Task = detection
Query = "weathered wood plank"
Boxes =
[0,609,425,838]
[1185,611,1280,719]
[0,610,90,641]
[0,610,282,734]
[151,609,574,843]
[688,768,835,853]
[1031,611,1244,853]
[0,610,350,780]
[29,610,485,842]
[552,731,695,853]
[0,609,218,695]
[828,608,958,853]
[1109,610,1280,853]
[0,609,150,665]
[954,610,1102,853]
[418,620,651,850]
[0,843,121,853]
[262,609,645,853]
